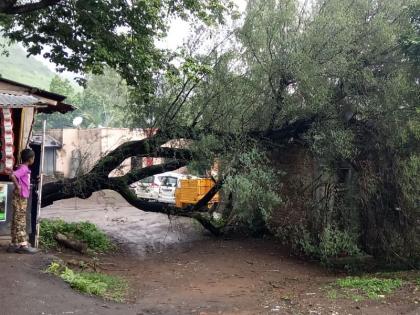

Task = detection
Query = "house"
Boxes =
[0,77,74,241]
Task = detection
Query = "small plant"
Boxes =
[326,289,338,299]
[40,219,114,252]
[319,225,362,260]
[336,276,403,300]
[46,262,128,302]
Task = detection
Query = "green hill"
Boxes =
[0,38,55,90]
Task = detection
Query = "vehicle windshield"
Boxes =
[161,176,178,187]
[140,176,153,184]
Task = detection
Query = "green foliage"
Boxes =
[400,4,420,66]
[307,123,357,161]
[0,0,232,89]
[224,148,282,231]
[188,134,224,175]
[35,75,79,129]
[398,154,420,210]
[319,226,361,260]
[336,277,403,300]
[46,262,128,302]
[35,69,129,129]
[281,224,362,263]
[40,219,114,253]
[76,68,129,128]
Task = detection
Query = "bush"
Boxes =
[40,219,114,252]
[319,225,361,259]
[224,148,282,232]
[277,224,362,264]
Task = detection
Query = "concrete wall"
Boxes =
[48,129,100,177]
[47,128,173,178]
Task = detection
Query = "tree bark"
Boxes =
[55,232,88,254]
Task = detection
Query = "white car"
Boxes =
[157,173,188,204]
[130,174,164,201]
[131,172,192,203]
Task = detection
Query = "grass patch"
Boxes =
[40,219,114,253]
[326,289,338,299]
[333,276,403,300]
[46,262,128,302]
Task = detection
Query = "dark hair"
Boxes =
[21,148,35,163]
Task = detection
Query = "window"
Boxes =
[337,167,351,184]
[44,148,56,176]
[140,176,153,184]
[161,176,178,187]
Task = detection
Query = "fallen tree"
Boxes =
[41,117,317,234]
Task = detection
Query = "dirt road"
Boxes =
[41,190,207,256]
[0,191,418,315]
[1,239,420,315]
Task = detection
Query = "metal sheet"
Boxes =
[0,91,41,107]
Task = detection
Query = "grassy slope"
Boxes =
[0,38,55,90]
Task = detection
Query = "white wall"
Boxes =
[48,128,179,178]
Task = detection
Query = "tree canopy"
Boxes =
[0,0,233,89]
[36,70,128,129]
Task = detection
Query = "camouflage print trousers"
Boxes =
[11,191,28,245]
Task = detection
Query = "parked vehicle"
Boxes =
[157,173,188,204]
[175,178,220,208]
[130,175,164,201]
[130,172,193,203]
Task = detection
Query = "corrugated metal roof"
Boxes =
[0,91,42,107]
[0,77,66,102]
[0,78,76,113]
[31,134,61,147]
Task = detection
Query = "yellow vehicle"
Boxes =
[175,178,220,208]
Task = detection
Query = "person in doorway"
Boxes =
[7,148,38,254]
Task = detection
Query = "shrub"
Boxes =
[224,148,282,232]
[276,224,362,264]
[319,225,361,259]
[40,219,114,252]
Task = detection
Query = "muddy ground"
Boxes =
[40,190,206,256]
[0,191,419,315]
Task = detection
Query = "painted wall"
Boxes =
[47,128,173,178]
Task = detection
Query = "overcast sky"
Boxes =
[160,0,247,50]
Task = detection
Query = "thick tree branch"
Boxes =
[41,159,188,207]
[113,160,189,187]
[106,115,318,170]
[90,130,194,175]
[114,177,224,235]
[1,0,61,14]
[42,116,316,207]
[188,179,223,212]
